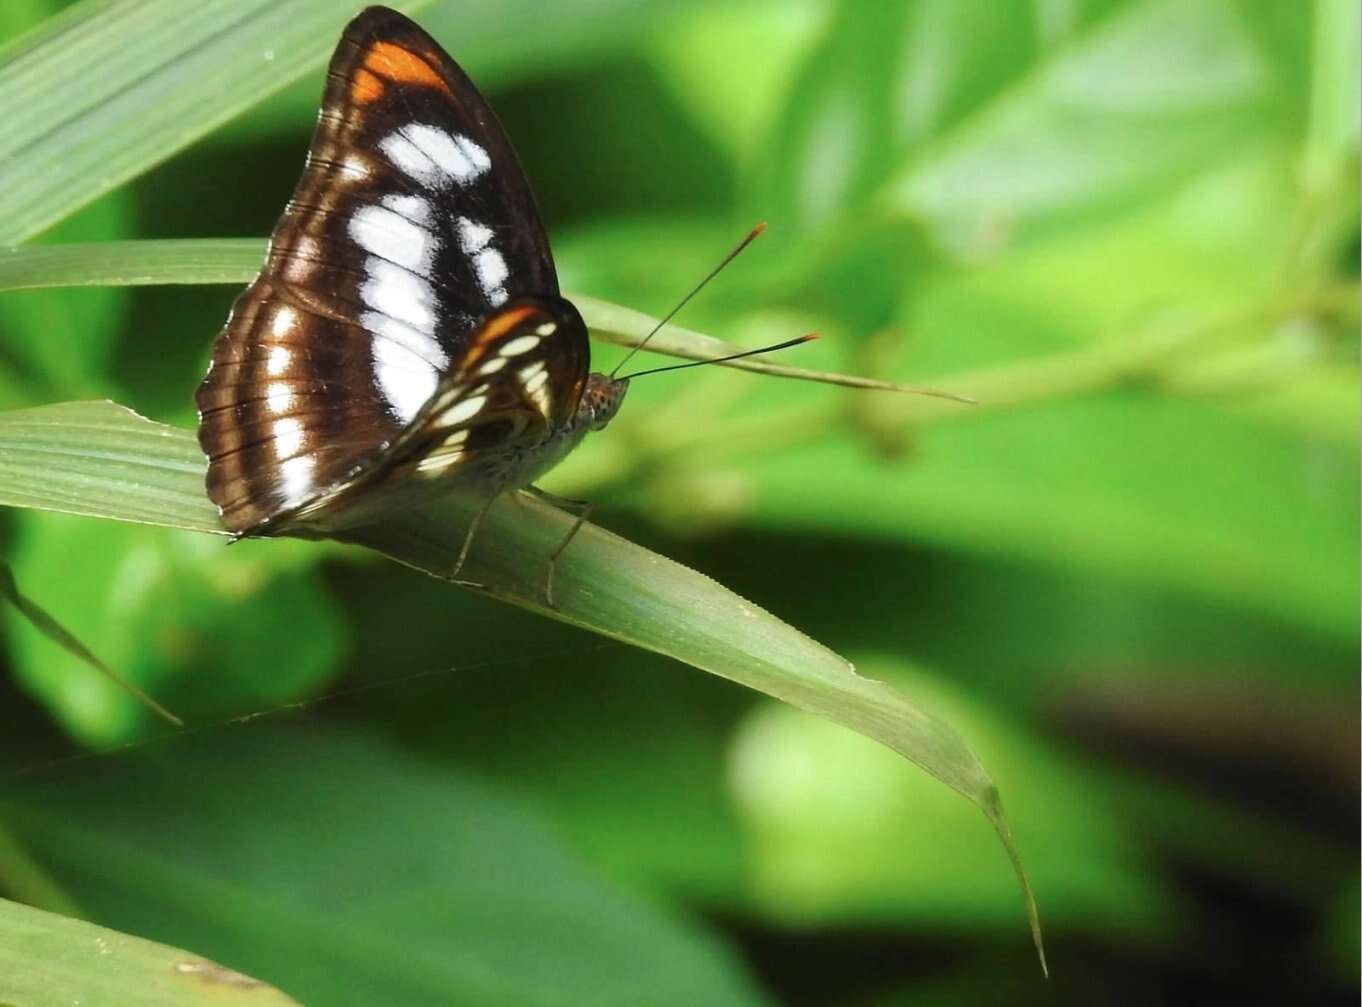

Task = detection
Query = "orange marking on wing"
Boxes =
[474,306,539,351]
[364,41,448,92]
[350,67,386,104]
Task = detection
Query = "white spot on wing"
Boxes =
[271,306,297,338]
[380,193,431,224]
[457,218,494,252]
[350,205,436,274]
[361,308,447,421]
[477,356,508,375]
[266,382,294,414]
[523,370,549,394]
[273,417,304,458]
[379,132,438,186]
[456,135,491,173]
[373,339,439,424]
[500,334,541,357]
[265,345,292,376]
[456,216,509,305]
[439,395,487,427]
[360,260,436,332]
[535,322,557,336]
[522,368,551,415]
[381,125,491,187]
[279,455,315,504]
[474,248,509,302]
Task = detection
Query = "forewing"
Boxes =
[196,6,569,533]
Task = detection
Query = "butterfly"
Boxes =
[195,5,631,601]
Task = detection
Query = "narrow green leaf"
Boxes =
[0,896,301,1007]
[0,399,1044,967]
[0,239,975,397]
[344,503,1043,974]
[0,401,219,533]
[0,561,181,727]
[0,239,264,290]
[0,0,432,244]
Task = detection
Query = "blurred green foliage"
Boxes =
[0,0,1356,1004]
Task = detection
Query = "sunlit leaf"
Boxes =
[884,0,1272,253]
[0,400,218,532]
[0,896,302,1007]
[0,0,432,244]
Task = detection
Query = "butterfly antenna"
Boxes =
[619,333,818,381]
[609,221,767,379]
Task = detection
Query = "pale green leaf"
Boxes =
[885,0,1271,251]
[0,0,432,243]
[0,400,218,532]
[0,897,300,1007]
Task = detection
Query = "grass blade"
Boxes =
[0,562,181,726]
[0,399,1045,967]
[0,240,974,397]
[0,897,301,1007]
[0,239,266,289]
[0,400,219,533]
[0,0,431,243]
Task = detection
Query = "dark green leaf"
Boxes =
[0,727,771,1006]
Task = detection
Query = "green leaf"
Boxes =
[884,0,1273,251]
[1303,0,1361,182]
[0,239,264,291]
[0,727,771,1006]
[743,392,1359,640]
[729,656,1169,933]
[0,239,973,396]
[0,196,132,404]
[0,399,1044,968]
[0,0,433,244]
[0,559,181,729]
[0,896,301,1006]
[3,516,345,744]
[0,400,218,533]
[755,0,1046,235]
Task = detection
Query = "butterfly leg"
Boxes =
[525,486,592,610]
[448,494,496,588]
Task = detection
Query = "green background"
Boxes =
[0,0,1357,1004]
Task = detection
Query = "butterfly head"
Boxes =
[577,372,629,431]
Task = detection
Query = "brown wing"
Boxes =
[195,6,583,534]
[282,296,590,525]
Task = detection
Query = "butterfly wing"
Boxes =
[196,5,582,534]
[290,297,591,522]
